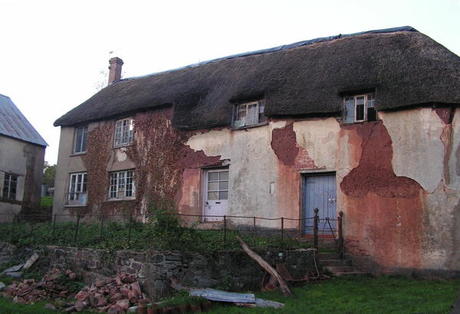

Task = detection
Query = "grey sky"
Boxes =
[1,0,459,163]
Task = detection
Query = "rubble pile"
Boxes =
[2,268,78,304]
[68,273,147,312]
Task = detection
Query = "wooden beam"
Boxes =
[236,236,292,296]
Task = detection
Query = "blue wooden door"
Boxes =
[303,174,337,234]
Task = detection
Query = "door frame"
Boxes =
[299,170,337,235]
[201,166,229,222]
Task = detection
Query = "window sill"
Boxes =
[0,199,21,205]
[105,198,136,202]
[113,144,134,149]
[232,121,268,131]
[341,120,380,125]
[64,204,87,208]
[70,152,87,157]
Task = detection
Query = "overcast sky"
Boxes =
[1,0,459,164]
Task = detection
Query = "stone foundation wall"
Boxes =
[0,242,316,300]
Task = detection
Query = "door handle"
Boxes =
[216,202,221,204]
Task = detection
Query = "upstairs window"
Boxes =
[114,118,134,147]
[343,93,376,123]
[233,101,267,128]
[73,126,88,154]
[2,173,17,201]
[108,169,135,200]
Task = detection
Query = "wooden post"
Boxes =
[74,214,81,245]
[223,215,227,245]
[128,214,133,247]
[313,208,319,252]
[280,217,284,243]
[52,214,56,239]
[99,214,104,239]
[338,211,344,259]
[10,214,17,243]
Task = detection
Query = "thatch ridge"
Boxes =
[54,26,460,129]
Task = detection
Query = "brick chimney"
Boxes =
[108,57,124,85]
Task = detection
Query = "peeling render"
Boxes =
[381,109,444,193]
[340,121,424,270]
[53,106,460,274]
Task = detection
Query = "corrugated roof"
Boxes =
[0,94,47,147]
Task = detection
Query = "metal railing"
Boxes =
[0,208,344,254]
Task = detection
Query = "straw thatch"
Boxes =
[55,26,460,129]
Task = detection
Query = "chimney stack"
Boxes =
[108,57,124,85]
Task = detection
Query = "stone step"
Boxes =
[333,271,369,277]
[321,259,352,267]
[324,265,356,273]
[317,252,341,260]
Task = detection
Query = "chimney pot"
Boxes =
[108,57,124,85]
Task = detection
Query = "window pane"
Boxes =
[258,102,267,123]
[237,105,246,120]
[114,121,122,146]
[70,174,76,193]
[367,96,375,108]
[219,181,228,190]
[74,128,83,153]
[367,107,377,121]
[208,191,218,200]
[208,182,219,191]
[126,170,134,197]
[122,127,129,144]
[356,104,365,121]
[109,173,117,198]
[247,103,258,125]
[118,172,126,189]
[343,98,355,123]
[82,173,87,192]
[219,191,228,200]
[356,96,365,105]
[219,171,229,181]
[81,127,88,152]
[208,172,219,181]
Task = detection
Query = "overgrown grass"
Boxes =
[156,291,205,308]
[210,276,460,314]
[0,211,312,252]
[0,298,57,314]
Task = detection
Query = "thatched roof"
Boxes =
[55,26,460,129]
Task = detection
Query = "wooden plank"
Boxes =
[236,236,292,296]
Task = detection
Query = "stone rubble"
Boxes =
[66,273,147,313]
[2,268,78,304]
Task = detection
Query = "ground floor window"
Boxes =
[2,173,18,201]
[108,169,135,200]
[67,172,87,206]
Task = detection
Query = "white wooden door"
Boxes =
[204,169,229,221]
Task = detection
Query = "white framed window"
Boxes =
[343,93,376,123]
[114,118,134,147]
[108,169,135,200]
[233,101,266,128]
[206,169,229,201]
[2,173,18,201]
[67,172,87,206]
[73,125,88,154]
